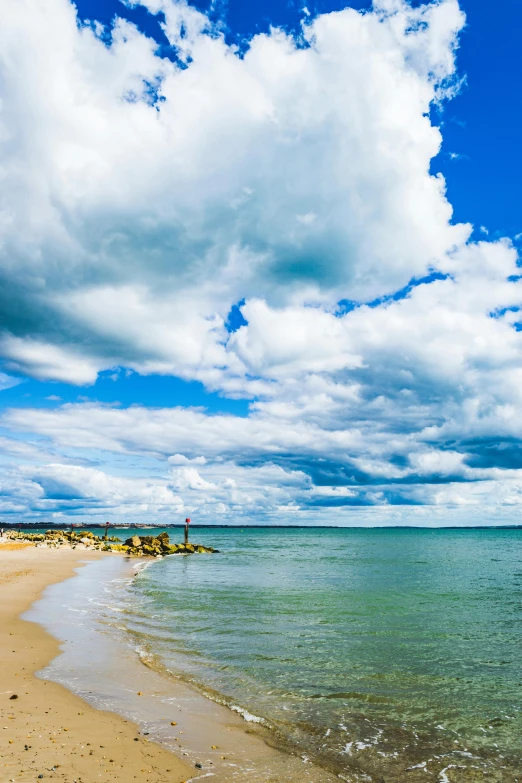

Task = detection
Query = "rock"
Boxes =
[5,527,220,559]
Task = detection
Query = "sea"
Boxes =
[25,526,522,782]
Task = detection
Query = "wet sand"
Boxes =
[0,542,340,783]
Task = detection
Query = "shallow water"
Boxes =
[27,527,522,781]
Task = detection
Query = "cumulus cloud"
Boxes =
[18,463,184,514]
[1,0,522,524]
[0,337,101,384]
[0,0,468,384]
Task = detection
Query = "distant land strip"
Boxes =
[3,523,522,531]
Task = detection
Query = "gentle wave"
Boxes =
[117,526,522,782]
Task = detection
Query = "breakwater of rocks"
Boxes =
[4,529,218,557]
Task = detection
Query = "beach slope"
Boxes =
[0,544,192,783]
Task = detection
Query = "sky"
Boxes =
[0,0,522,527]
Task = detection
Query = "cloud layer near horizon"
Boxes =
[1,0,522,525]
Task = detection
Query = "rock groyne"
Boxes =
[4,529,218,557]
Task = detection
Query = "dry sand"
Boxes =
[0,544,192,783]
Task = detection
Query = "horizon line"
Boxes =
[4,523,522,531]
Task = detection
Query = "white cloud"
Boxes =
[229,299,363,378]
[2,402,362,459]
[20,463,184,512]
[1,0,522,524]
[0,0,468,384]
[0,337,101,385]
[0,372,21,391]
[170,466,216,491]
[168,454,207,465]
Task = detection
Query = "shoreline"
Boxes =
[0,544,192,782]
[1,543,339,783]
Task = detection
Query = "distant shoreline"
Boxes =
[4,522,522,530]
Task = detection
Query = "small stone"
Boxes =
[195,762,203,769]
[170,721,177,726]
[9,694,18,700]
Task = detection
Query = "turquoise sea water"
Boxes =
[103,526,521,782]
[28,525,522,781]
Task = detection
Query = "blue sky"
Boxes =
[0,0,522,525]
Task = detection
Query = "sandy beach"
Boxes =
[0,540,340,783]
[0,543,193,783]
